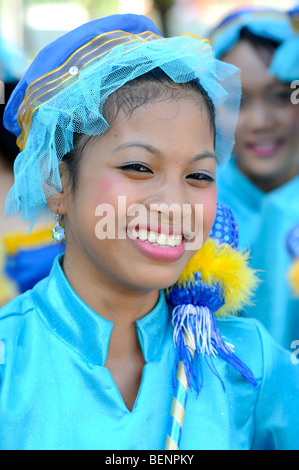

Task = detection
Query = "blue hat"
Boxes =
[270,5,299,81]
[3,14,241,230]
[210,6,293,59]
[4,14,162,138]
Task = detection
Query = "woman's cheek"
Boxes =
[189,185,217,246]
[234,115,246,146]
[280,107,299,135]
[87,174,132,213]
[203,186,218,239]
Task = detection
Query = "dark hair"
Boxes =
[62,68,216,193]
[0,81,19,170]
[239,27,280,66]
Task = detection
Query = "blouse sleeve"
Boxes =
[251,321,299,450]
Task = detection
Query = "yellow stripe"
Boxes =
[292,14,299,33]
[176,361,189,390]
[0,238,18,305]
[3,226,54,256]
[170,397,185,428]
[165,435,179,450]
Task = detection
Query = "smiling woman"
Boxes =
[0,13,299,451]
[55,71,217,296]
[59,96,216,297]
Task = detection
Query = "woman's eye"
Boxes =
[187,173,215,182]
[120,163,152,173]
[268,91,291,104]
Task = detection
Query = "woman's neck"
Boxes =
[237,160,299,193]
[61,246,160,328]
[62,247,157,411]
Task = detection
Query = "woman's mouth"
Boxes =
[247,138,283,157]
[126,227,186,261]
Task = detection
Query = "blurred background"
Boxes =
[1,0,298,61]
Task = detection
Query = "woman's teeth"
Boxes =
[249,139,282,155]
[128,228,183,247]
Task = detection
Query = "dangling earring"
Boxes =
[52,213,66,242]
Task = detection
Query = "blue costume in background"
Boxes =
[210,6,293,59]
[0,37,61,304]
[1,13,298,450]
[2,228,64,294]
[210,8,299,350]
[0,254,298,450]
[217,158,299,349]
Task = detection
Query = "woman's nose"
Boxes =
[246,101,274,131]
[144,178,190,226]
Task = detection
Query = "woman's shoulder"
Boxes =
[217,314,291,355]
[0,289,36,331]
[217,315,294,380]
[0,275,48,336]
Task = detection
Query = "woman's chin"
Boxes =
[132,270,184,292]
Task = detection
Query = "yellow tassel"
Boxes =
[289,259,299,297]
[175,238,259,317]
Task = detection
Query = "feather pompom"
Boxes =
[167,236,259,392]
[173,238,259,317]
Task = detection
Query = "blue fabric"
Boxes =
[0,254,298,450]
[270,6,299,81]
[3,15,241,231]
[217,158,299,350]
[209,7,293,59]
[3,14,162,138]
[4,244,64,293]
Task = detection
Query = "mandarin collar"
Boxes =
[32,254,170,365]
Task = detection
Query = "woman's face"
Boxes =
[61,94,217,293]
[223,40,299,191]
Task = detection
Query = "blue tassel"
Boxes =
[172,304,257,392]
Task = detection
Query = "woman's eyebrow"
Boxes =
[190,151,217,163]
[112,141,164,159]
[113,142,217,162]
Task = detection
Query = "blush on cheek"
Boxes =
[202,191,218,239]
[93,174,127,207]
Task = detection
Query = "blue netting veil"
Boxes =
[4,15,241,230]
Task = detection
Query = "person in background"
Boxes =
[0,14,298,450]
[0,37,64,306]
[210,6,299,350]
[271,5,299,309]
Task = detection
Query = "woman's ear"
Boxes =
[46,163,69,215]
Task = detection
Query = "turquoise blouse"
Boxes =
[217,159,299,350]
[0,255,298,450]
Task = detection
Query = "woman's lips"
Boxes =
[247,138,283,157]
[126,227,186,261]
